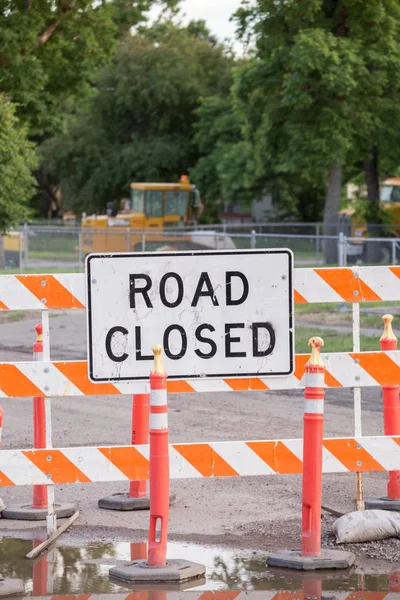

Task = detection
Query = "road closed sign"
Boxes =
[86,249,294,382]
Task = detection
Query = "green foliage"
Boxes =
[42,24,234,212]
[0,97,37,230]
[232,0,400,222]
[190,96,252,207]
[0,0,178,136]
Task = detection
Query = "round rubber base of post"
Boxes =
[365,497,400,511]
[109,559,206,584]
[267,549,355,571]
[0,578,24,597]
[98,492,176,511]
[2,502,77,521]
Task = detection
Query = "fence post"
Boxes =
[19,230,24,274]
[267,337,355,570]
[109,345,205,584]
[251,230,256,250]
[78,232,83,271]
[338,232,345,267]
[366,314,400,510]
[316,224,320,263]
[23,222,29,266]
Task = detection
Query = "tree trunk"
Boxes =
[364,147,380,205]
[364,147,381,261]
[323,164,343,264]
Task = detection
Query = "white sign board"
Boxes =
[86,249,294,382]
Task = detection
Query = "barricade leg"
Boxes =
[268,337,355,570]
[109,345,205,585]
[366,315,400,510]
[2,323,76,523]
[99,393,176,511]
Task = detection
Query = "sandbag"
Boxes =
[333,509,400,544]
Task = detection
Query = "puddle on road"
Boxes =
[0,538,399,596]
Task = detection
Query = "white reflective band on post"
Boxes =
[150,389,167,406]
[305,372,325,388]
[34,351,43,362]
[150,413,168,430]
[304,399,324,414]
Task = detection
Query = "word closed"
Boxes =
[86,249,294,381]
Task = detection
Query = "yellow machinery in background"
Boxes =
[340,177,400,263]
[3,231,23,267]
[81,177,235,255]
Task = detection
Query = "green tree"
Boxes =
[234,0,400,262]
[1,0,178,216]
[0,0,178,136]
[0,97,38,226]
[0,97,38,265]
[190,95,253,222]
[41,24,234,213]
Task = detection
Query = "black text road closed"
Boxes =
[86,249,294,382]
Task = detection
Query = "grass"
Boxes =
[29,250,77,260]
[295,301,395,314]
[295,301,400,334]
[5,312,27,322]
[0,267,82,274]
[295,326,379,353]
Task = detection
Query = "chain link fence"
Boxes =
[2,224,400,273]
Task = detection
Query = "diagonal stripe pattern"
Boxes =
[1,436,399,486]
[0,351,398,397]
[1,266,400,310]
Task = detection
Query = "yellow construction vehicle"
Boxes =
[340,177,400,263]
[3,231,23,267]
[81,177,235,254]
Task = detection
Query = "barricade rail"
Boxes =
[0,435,399,486]
[0,351,399,396]
[2,266,400,310]
[1,263,399,543]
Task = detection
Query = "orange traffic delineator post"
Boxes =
[2,325,76,522]
[268,337,355,570]
[366,314,400,511]
[109,345,205,585]
[130,394,150,501]
[33,326,47,510]
[99,392,176,511]
[147,347,169,566]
